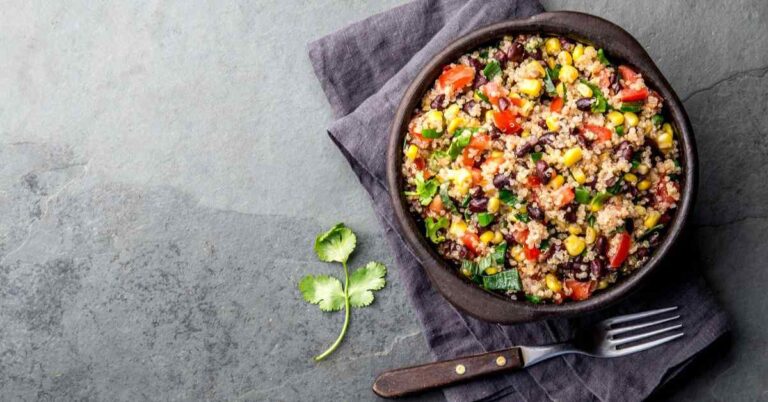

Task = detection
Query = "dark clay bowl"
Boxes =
[386,12,697,324]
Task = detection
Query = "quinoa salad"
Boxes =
[401,34,681,304]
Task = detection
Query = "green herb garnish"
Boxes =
[477,212,494,227]
[514,212,530,223]
[589,192,612,210]
[299,223,387,361]
[587,214,597,227]
[544,67,558,96]
[580,79,608,113]
[461,194,471,208]
[425,216,449,244]
[499,189,518,206]
[420,128,443,139]
[491,242,508,265]
[531,152,543,162]
[448,129,473,160]
[483,60,502,79]
[607,178,624,195]
[526,294,542,303]
[640,224,664,240]
[408,172,439,205]
[439,186,457,213]
[619,102,644,113]
[482,269,522,291]
[475,90,490,103]
[597,48,611,65]
[652,114,664,127]
[575,186,591,204]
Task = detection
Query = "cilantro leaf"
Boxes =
[448,129,473,160]
[413,172,439,205]
[544,67,557,96]
[299,275,345,312]
[580,79,608,113]
[482,269,522,291]
[498,189,519,206]
[425,216,449,243]
[439,186,458,213]
[347,262,387,308]
[314,223,356,263]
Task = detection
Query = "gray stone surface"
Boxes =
[0,0,765,401]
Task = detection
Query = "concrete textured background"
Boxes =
[0,0,766,401]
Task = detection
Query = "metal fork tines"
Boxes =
[521,306,684,366]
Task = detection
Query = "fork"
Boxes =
[373,306,684,398]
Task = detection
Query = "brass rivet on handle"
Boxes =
[496,356,507,366]
[455,364,466,375]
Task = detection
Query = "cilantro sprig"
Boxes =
[299,223,387,361]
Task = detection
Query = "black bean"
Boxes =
[590,258,605,277]
[494,50,507,64]
[596,236,608,256]
[462,100,477,114]
[575,129,591,148]
[504,232,517,246]
[515,141,534,157]
[535,160,553,182]
[624,218,634,233]
[526,48,543,60]
[527,202,544,221]
[564,204,577,222]
[538,132,557,146]
[605,175,620,189]
[488,126,502,140]
[469,57,485,72]
[468,197,488,213]
[611,70,621,94]
[493,173,510,189]
[498,96,509,111]
[576,98,594,111]
[430,94,445,110]
[473,74,488,89]
[648,231,661,247]
[635,247,650,259]
[537,119,548,129]
[617,141,633,161]
[507,43,524,62]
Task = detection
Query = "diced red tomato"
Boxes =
[468,133,491,150]
[492,110,523,134]
[550,97,564,113]
[460,148,475,167]
[608,232,632,269]
[583,124,612,143]
[413,157,426,170]
[481,82,508,105]
[462,233,480,254]
[565,280,595,301]
[555,186,575,208]
[508,96,524,107]
[618,65,640,84]
[438,65,475,91]
[524,245,540,261]
[619,87,649,102]
[428,195,444,214]
[513,229,529,245]
[526,176,541,188]
[470,168,483,185]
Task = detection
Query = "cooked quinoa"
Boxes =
[401,35,681,304]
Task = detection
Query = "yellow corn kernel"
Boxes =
[571,168,587,184]
[405,144,419,160]
[662,122,674,137]
[562,147,583,167]
[644,211,661,229]
[558,65,579,84]
[549,174,565,189]
[519,99,535,116]
[484,266,499,275]
[564,235,586,256]
[487,197,500,214]
[521,130,530,138]
[657,133,673,149]
[449,220,468,237]
[623,112,639,127]
[546,57,557,69]
[545,37,561,55]
[426,110,444,129]
[557,50,573,66]
[519,79,543,97]
[528,60,546,78]
[568,224,583,235]
[572,43,584,61]
[485,110,495,124]
[491,150,504,159]
[590,202,603,212]
[546,115,560,131]
[598,279,609,289]
[447,117,466,134]
[576,82,593,98]
[444,104,461,121]
[585,45,596,56]
[512,245,526,262]
[545,273,562,292]
[467,118,481,128]
[480,231,495,244]
[637,179,652,191]
[623,173,638,184]
[556,82,566,98]
[585,227,597,244]
[607,111,625,126]
[493,231,504,244]
[636,163,649,175]
[635,205,647,215]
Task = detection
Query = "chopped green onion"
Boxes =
[597,48,611,66]
[620,102,644,113]
[420,128,443,139]
[483,60,502,79]
[475,90,489,103]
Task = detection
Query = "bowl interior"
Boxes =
[387,12,697,324]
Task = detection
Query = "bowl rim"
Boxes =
[386,11,698,324]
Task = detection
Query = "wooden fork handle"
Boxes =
[372,347,524,398]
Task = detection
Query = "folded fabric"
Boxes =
[308,1,729,400]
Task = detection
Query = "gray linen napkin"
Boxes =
[308,1,729,401]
